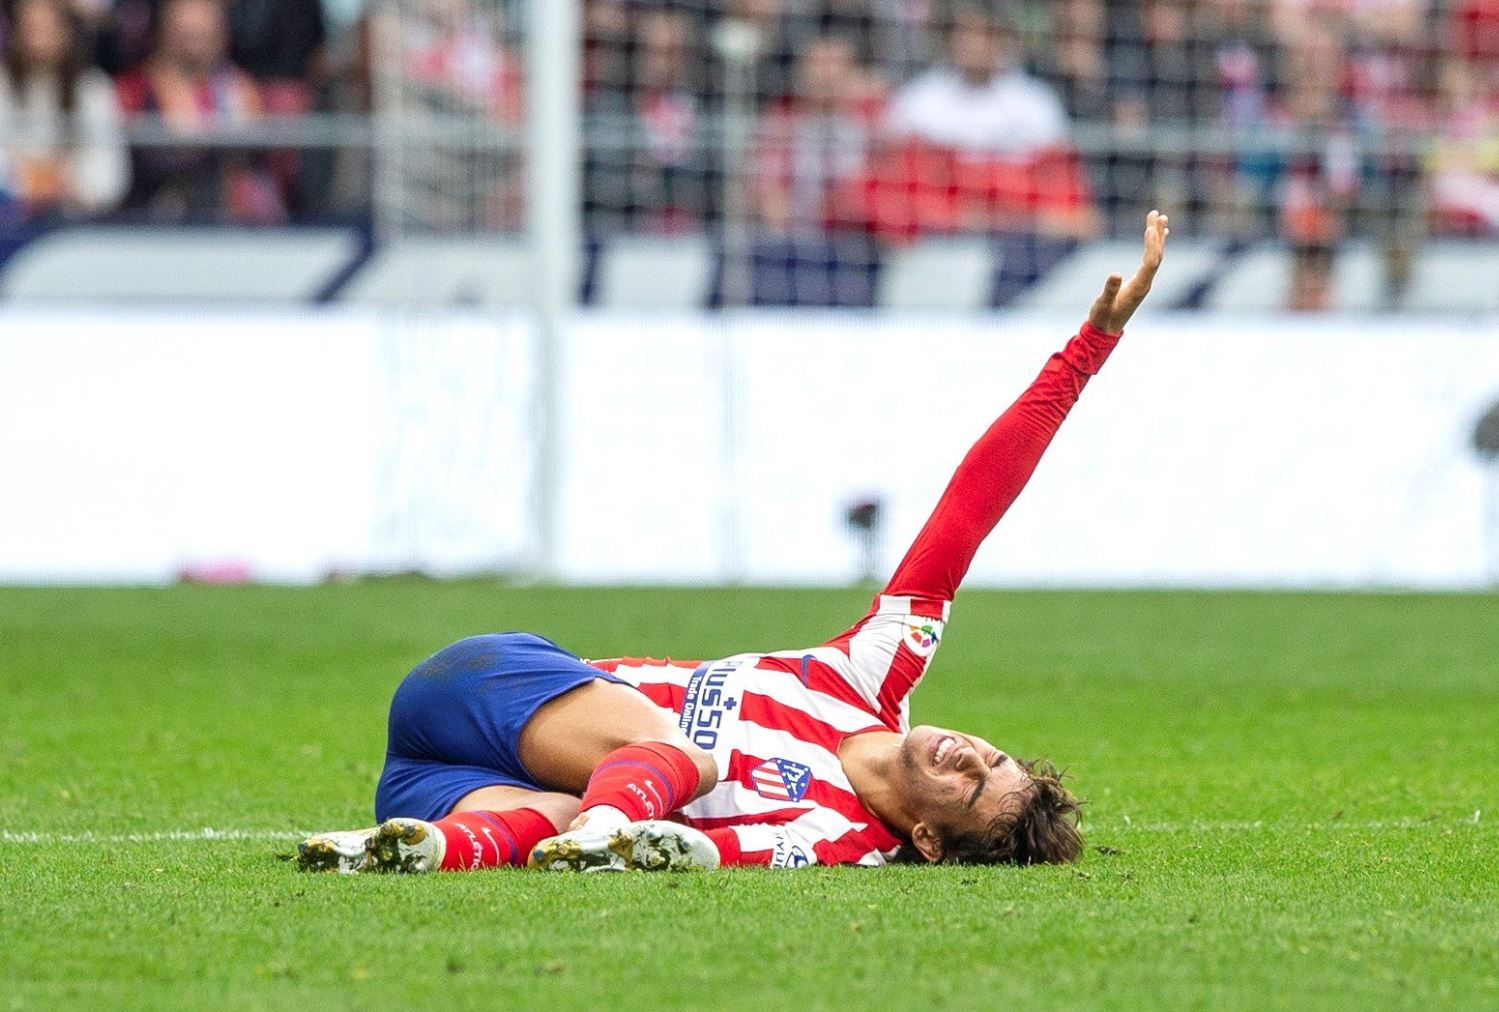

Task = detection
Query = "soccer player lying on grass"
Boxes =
[299,211,1170,875]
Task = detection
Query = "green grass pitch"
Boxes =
[2,584,1496,1009]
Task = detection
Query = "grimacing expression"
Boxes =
[899,724,1032,852]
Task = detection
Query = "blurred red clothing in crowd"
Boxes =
[1452,0,1499,67]
[832,141,1095,242]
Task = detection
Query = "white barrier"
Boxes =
[0,309,535,583]
[1,308,1495,588]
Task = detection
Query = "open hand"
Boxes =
[1088,210,1170,335]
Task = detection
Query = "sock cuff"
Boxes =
[581,740,703,821]
[630,740,703,806]
[500,807,559,840]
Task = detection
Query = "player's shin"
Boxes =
[299,808,559,874]
[576,740,704,827]
[429,808,558,871]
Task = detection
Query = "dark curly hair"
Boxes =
[897,758,1084,866]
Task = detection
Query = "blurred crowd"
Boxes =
[0,0,338,224]
[579,0,1499,307]
[1,0,1497,293]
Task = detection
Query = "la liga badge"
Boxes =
[903,618,943,657]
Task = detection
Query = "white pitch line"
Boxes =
[0,816,1481,845]
[0,828,308,844]
[1095,817,1483,833]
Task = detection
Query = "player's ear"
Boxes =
[909,822,944,863]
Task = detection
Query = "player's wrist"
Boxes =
[1081,319,1123,340]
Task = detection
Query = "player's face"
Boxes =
[898,724,1031,857]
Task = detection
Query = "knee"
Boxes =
[683,744,717,793]
[591,729,716,785]
[638,736,717,798]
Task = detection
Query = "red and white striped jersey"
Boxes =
[588,322,1123,868]
[592,592,950,868]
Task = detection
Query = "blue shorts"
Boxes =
[373,632,624,822]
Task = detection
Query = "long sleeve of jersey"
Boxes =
[883,321,1121,601]
[602,323,1128,868]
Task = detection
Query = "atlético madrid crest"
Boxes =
[750,758,812,802]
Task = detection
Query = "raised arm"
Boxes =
[884,212,1169,600]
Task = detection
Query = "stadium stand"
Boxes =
[1200,244,1302,313]
[339,235,531,306]
[1,0,1497,312]
[0,229,1496,311]
[0,226,359,301]
[735,235,880,307]
[1013,237,1223,310]
[876,236,996,311]
[1403,240,1499,313]
[594,233,714,309]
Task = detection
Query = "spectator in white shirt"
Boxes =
[884,4,1069,157]
[0,0,129,219]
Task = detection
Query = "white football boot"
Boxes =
[527,820,720,873]
[297,818,445,874]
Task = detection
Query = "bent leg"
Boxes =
[517,679,717,798]
[355,633,715,871]
[415,786,582,872]
[375,633,636,822]
[358,787,579,874]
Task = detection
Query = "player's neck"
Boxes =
[838,730,916,836]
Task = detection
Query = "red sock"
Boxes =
[433,808,557,871]
[579,741,702,822]
[704,828,741,864]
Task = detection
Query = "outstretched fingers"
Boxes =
[1090,273,1123,326]
[1141,210,1169,271]
[1118,210,1170,311]
[1088,211,1171,334]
